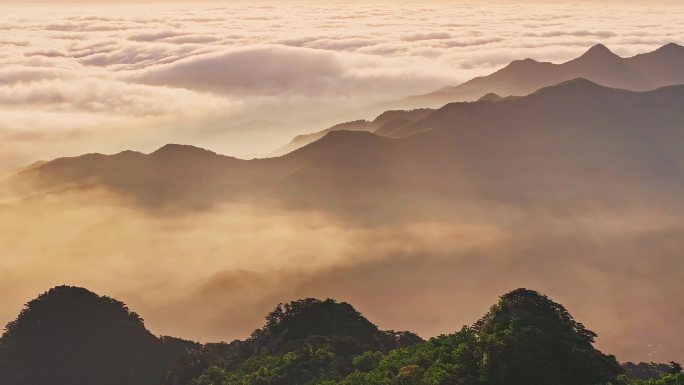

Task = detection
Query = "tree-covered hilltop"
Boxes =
[250,298,423,354]
[0,286,681,385]
[165,298,423,385]
[473,288,623,385]
[0,286,196,385]
[179,289,621,385]
[172,290,677,385]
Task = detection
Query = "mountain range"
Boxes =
[5,78,684,220]
[395,42,684,109]
[274,43,684,154]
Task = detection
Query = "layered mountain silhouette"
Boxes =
[276,43,684,155]
[271,109,433,155]
[395,43,684,108]
[1,286,636,385]
[6,79,684,219]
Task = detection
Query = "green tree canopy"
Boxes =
[0,286,194,385]
[475,288,623,385]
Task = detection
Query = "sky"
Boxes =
[1,0,683,172]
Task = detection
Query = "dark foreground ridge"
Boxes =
[0,286,196,385]
[0,286,681,385]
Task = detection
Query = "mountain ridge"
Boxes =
[274,43,684,157]
[392,42,684,109]
[271,109,433,156]
[5,79,684,218]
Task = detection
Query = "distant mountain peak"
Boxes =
[151,143,217,157]
[396,42,684,108]
[531,78,607,97]
[116,150,142,155]
[154,143,204,153]
[577,43,619,61]
[478,92,503,102]
[651,42,684,56]
[506,57,541,69]
[659,42,683,51]
[556,77,602,87]
[588,43,611,52]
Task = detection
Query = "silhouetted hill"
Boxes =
[396,43,684,108]
[0,286,195,385]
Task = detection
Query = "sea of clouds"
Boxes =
[1,0,684,171]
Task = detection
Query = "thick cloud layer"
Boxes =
[1,1,684,170]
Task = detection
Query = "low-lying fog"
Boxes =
[1,186,681,363]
